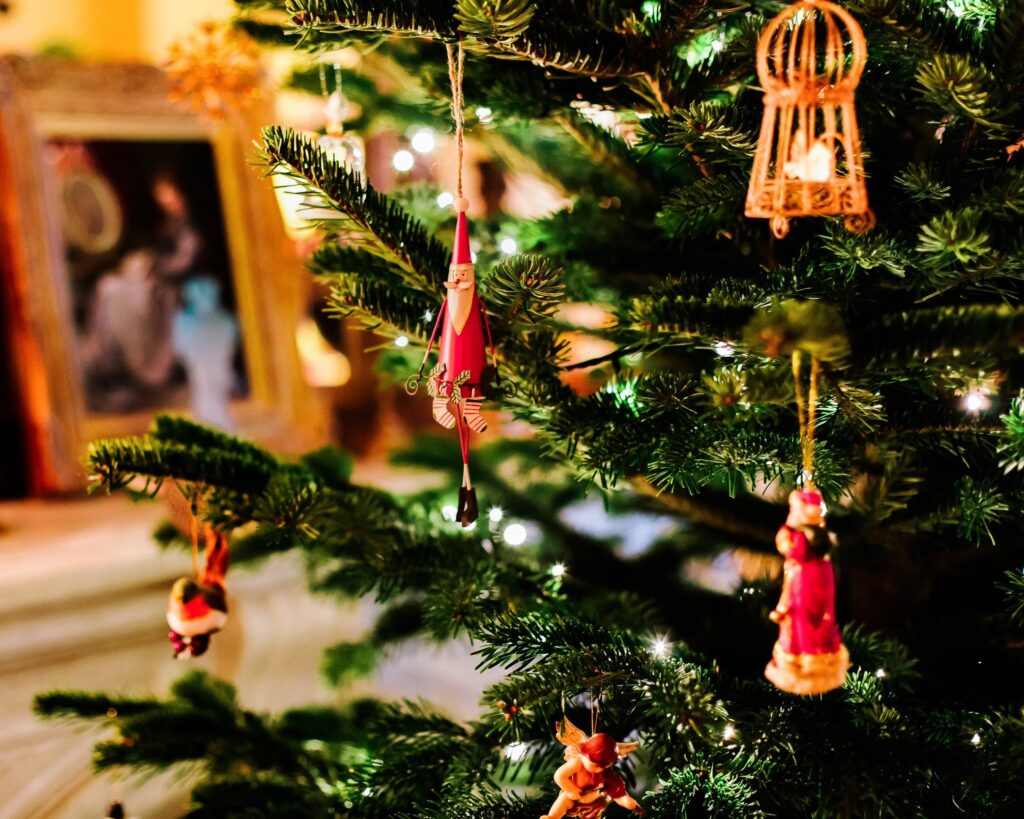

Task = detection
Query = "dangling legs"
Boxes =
[542,793,576,819]
[455,412,478,526]
[462,397,487,433]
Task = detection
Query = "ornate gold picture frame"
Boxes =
[0,56,323,493]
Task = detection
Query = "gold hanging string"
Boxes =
[445,41,466,202]
[189,496,201,579]
[590,687,598,736]
[792,351,821,484]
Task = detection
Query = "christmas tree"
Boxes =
[35,1,1024,816]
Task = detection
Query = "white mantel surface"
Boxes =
[0,493,493,819]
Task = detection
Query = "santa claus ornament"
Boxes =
[542,717,644,819]
[765,352,850,694]
[166,520,230,659]
[407,41,497,527]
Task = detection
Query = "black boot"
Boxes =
[457,486,479,527]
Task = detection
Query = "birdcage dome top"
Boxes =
[756,0,867,95]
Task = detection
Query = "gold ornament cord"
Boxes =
[445,41,466,202]
[792,351,821,484]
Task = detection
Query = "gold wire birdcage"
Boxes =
[745,0,874,239]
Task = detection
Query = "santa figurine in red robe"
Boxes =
[166,526,230,659]
[765,488,850,694]
[414,199,495,527]
[541,718,644,819]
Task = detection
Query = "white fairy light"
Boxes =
[442,504,457,522]
[723,723,737,741]
[971,732,981,746]
[651,637,670,658]
[963,390,990,413]
[715,341,735,357]
[503,523,527,546]
[423,309,434,323]
[394,335,409,348]
[504,742,528,762]
[392,149,414,172]
[475,106,493,123]
[550,561,567,578]
[410,127,436,154]
[499,237,518,255]
[488,506,504,523]
[875,668,887,679]
[436,191,454,208]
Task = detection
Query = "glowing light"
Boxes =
[504,741,528,762]
[715,341,735,357]
[488,506,504,523]
[651,637,670,658]
[963,390,990,413]
[475,106,493,123]
[410,127,436,154]
[423,309,434,323]
[971,732,981,746]
[471,251,478,263]
[499,237,518,255]
[394,335,409,348]
[723,723,737,741]
[875,668,887,679]
[442,504,457,521]
[295,319,351,388]
[550,562,567,578]
[503,523,527,546]
[642,1,662,21]
[392,149,414,172]
[437,191,454,208]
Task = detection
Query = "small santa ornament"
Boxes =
[166,527,230,659]
[541,718,644,819]
[414,199,496,526]
[765,488,850,694]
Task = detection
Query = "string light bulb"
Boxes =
[651,637,670,658]
[410,127,436,154]
[504,741,528,761]
[392,149,414,172]
[503,523,527,546]
[437,191,454,208]
[723,723,737,741]
[550,562,567,578]
[394,335,409,348]
[971,732,981,746]
[962,390,989,413]
[488,506,504,523]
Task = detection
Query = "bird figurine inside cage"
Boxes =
[745,0,874,239]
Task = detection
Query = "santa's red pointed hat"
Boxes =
[452,207,473,268]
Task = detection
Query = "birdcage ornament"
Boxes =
[745,0,874,239]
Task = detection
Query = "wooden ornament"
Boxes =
[745,0,874,239]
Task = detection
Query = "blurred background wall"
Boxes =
[0,4,493,817]
[0,0,237,62]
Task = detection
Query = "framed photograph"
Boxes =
[0,57,325,493]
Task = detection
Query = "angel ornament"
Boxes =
[166,526,230,659]
[541,718,644,819]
